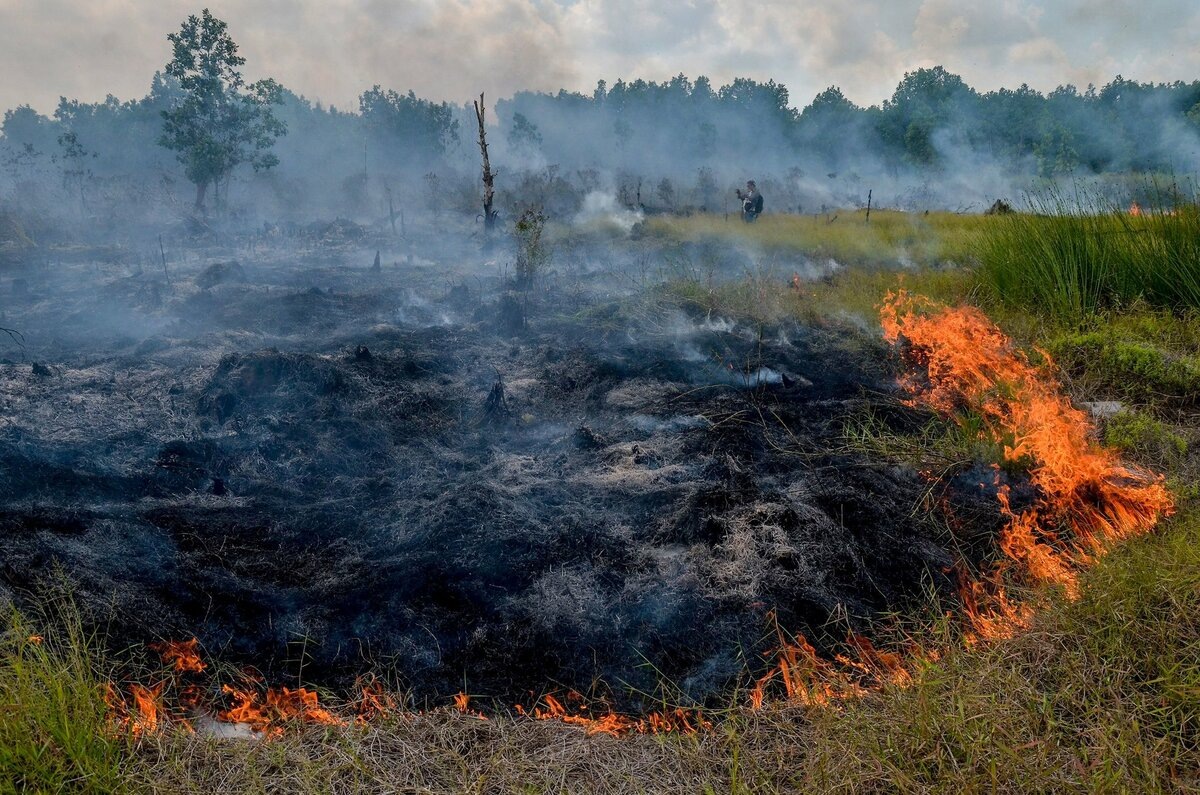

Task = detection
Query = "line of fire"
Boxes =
[0,8,1193,785]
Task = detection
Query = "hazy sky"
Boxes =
[2,0,1199,114]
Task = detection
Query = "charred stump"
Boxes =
[482,374,510,424]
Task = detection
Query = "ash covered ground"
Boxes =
[0,220,997,707]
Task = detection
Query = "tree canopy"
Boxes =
[159,8,286,209]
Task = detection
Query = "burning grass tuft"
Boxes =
[881,290,1173,601]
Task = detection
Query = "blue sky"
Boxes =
[2,0,1198,113]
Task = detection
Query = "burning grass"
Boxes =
[745,290,1176,710]
[2,217,1197,791]
[78,292,1182,744]
[6,511,1196,793]
[881,290,1173,597]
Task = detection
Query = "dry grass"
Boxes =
[641,210,990,269]
[131,711,809,794]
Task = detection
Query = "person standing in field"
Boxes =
[736,180,764,222]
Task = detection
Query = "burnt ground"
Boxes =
[0,223,1004,708]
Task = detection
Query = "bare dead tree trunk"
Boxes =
[385,184,398,237]
[473,93,497,242]
[158,234,171,287]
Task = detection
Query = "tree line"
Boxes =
[3,8,1200,215]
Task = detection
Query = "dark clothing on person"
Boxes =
[738,189,764,222]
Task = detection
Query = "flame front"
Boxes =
[149,638,206,674]
[516,692,711,736]
[880,289,1172,604]
[749,291,1174,709]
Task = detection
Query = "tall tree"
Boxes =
[159,8,285,211]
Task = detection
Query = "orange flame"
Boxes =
[880,289,1172,600]
[516,692,711,736]
[149,638,206,673]
[106,682,164,736]
[218,684,344,735]
[355,677,398,722]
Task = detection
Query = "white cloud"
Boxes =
[1,0,1198,115]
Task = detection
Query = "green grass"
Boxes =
[654,256,974,327]
[0,596,128,794]
[641,210,989,269]
[801,507,1200,793]
[1049,330,1200,407]
[977,185,1200,319]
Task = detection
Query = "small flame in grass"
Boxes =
[149,638,206,673]
[957,571,1033,643]
[218,685,344,736]
[106,682,167,736]
[748,613,917,709]
[515,692,711,736]
[355,677,398,722]
[452,691,488,719]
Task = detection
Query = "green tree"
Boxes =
[880,66,976,165]
[159,9,286,211]
[508,112,543,153]
[358,86,459,167]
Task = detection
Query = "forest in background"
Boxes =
[4,63,1200,227]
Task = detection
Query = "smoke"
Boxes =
[573,191,643,233]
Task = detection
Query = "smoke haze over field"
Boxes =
[2,1,1200,115]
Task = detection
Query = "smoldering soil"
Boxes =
[0,220,1003,708]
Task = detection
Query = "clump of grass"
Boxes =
[977,182,1200,318]
[0,595,128,793]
